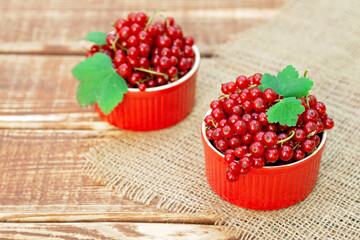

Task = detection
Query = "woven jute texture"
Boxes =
[84,0,360,239]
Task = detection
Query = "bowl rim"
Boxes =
[127,45,201,93]
[201,109,327,169]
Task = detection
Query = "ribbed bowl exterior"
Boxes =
[201,115,327,210]
[95,46,200,131]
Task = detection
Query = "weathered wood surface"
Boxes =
[0,0,283,55]
[0,0,285,238]
[0,222,236,240]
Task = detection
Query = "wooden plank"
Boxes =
[0,55,218,130]
[1,0,285,10]
[0,129,216,224]
[0,222,237,240]
[0,1,284,55]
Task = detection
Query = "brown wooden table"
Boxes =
[0,1,284,239]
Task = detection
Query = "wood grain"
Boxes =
[0,0,284,55]
[0,129,216,224]
[0,222,237,240]
[0,55,218,130]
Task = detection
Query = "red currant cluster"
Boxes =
[86,12,195,91]
[204,74,334,183]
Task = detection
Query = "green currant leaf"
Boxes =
[259,65,313,98]
[72,53,128,115]
[266,97,305,126]
[84,31,107,45]
[258,73,280,93]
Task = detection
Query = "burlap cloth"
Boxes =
[84,0,360,239]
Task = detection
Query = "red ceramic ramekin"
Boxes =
[95,45,200,131]
[201,110,327,210]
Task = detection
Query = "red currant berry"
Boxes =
[314,102,326,116]
[225,149,235,156]
[156,76,167,86]
[212,107,227,121]
[229,136,241,149]
[304,121,318,135]
[224,99,235,112]
[156,35,171,48]
[301,139,315,153]
[241,133,253,145]
[293,149,305,161]
[262,88,278,103]
[113,53,126,66]
[308,95,317,108]
[178,58,189,70]
[239,156,253,171]
[303,109,319,122]
[315,120,324,134]
[114,19,129,32]
[257,112,269,125]
[184,45,195,58]
[233,120,247,135]
[252,97,267,112]
[293,129,306,142]
[242,113,253,124]
[117,63,132,78]
[126,56,138,68]
[250,141,265,157]
[267,123,278,132]
[323,118,334,129]
[127,35,139,47]
[248,120,262,134]
[232,105,242,115]
[228,161,241,174]
[138,57,150,69]
[146,79,156,88]
[310,134,320,146]
[254,131,265,142]
[263,131,278,146]
[221,125,234,138]
[279,145,293,161]
[216,139,229,152]
[277,133,289,144]
[204,115,214,127]
[240,89,250,102]
[249,87,262,99]
[210,100,220,110]
[184,36,194,46]
[234,146,246,158]
[135,12,148,25]
[212,127,222,140]
[265,148,280,162]
[253,157,265,169]
[242,100,252,112]
[146,25,159,36]
[138,83,146,91]
[227,82,237,94]
[252,73,262,85]
[226,170,239,183]
[236,75,249,89]
[224,153,235,165]
[159,56,171,69]
[228,114,240,125]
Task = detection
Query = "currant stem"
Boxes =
[306,95,310,108]
[116,43,127,52]
[277,130,295,145]
[247,84,258,89]
[134,67,169,79]
[210,119,218,128]
[307,131,316,138]
[145,9,164,30]
[112,35,119,51]
[304,69,309,77]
